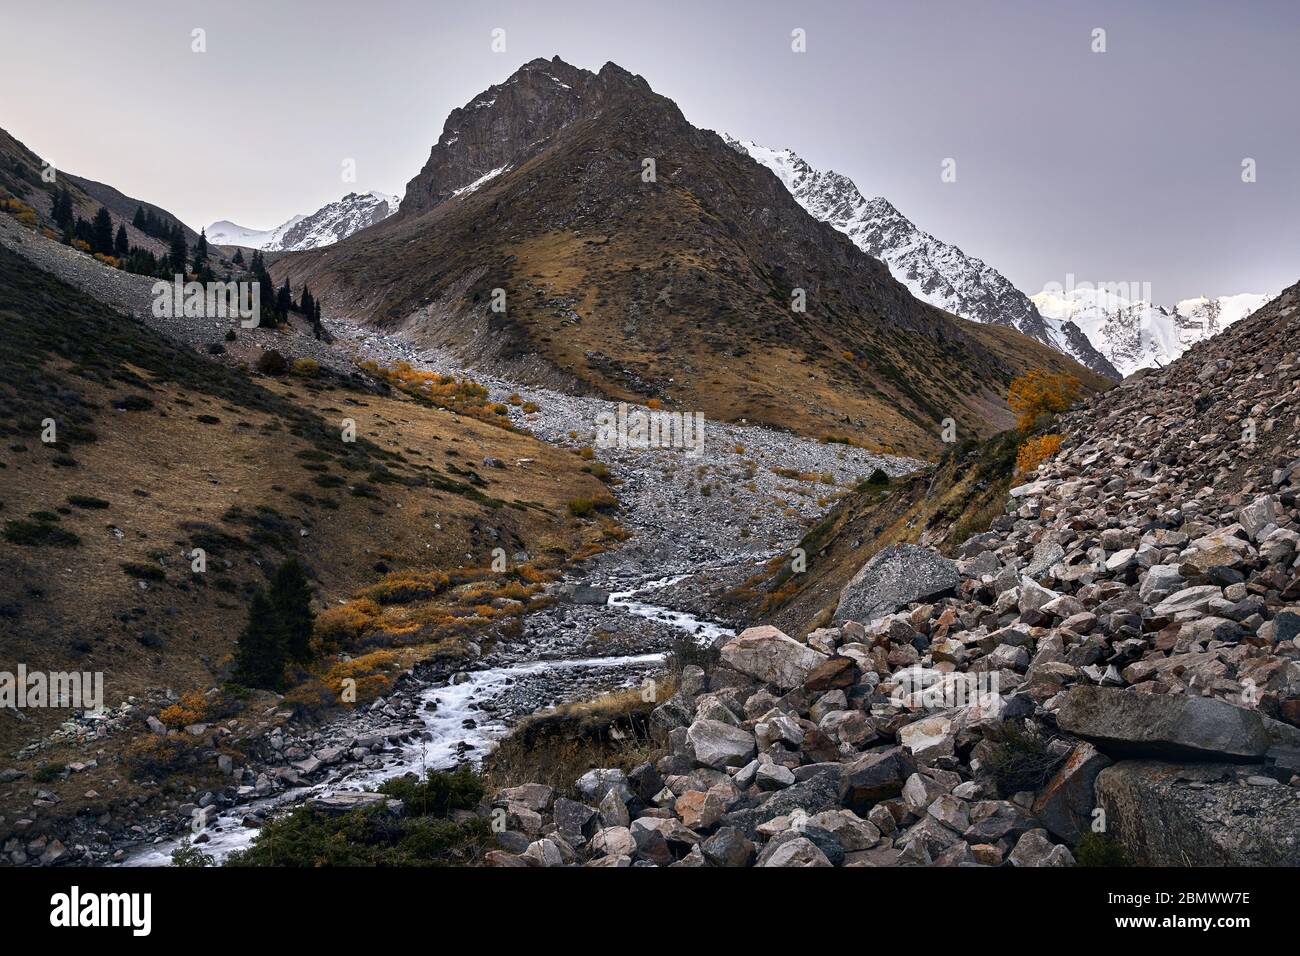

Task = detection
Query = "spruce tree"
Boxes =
[114,223,129,256]
[132,205,147,230]
[312,300,322,340]
[53,186,74,230]
[232,247,244,265]
[232,590,287,690]
[168,227,187,274]
[268,558,315,665]
[194,227,208,265]
[92,206,114,255]
[275,276,292,318]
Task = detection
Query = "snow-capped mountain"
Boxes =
[206,191,400,252]
[1030,289,1273,377]
[726,137,1121,380]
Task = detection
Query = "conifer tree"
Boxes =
[168,227,187,274]
[232,590,287,690]
[52,186,74,230]
[232,247,244,265]
[91,206,114,255]
[194,227,208,265]
[114,223,129,256]
[268,558,315,665]
[132,205,147,230]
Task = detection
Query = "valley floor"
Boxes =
[0,219,921,864]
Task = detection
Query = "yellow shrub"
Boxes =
[291,357,320,377]
[0,197,37,227]
[1008,371,1081,431]
[314,598,383,647]
[1016,433,1063,476]
[158,690,208,728]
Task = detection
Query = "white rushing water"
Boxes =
[124,579,727,867]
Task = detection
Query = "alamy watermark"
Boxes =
[1038,272,1153,306]
[595,402,705,458]
[0,664,103,713]
[151,275,260,327]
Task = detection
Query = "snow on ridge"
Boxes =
[1029,288,1273,376]
[452,165,510,198]
[204,190,401,252]
[726,134,1118,378]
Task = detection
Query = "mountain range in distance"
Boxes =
[206,190,400,252]
[1030,287,1274,376]
[727,139,1273,381]
[208,123,1267,381]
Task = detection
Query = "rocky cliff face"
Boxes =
[481,279,1300,867]
[727,139,1121,381]
[398,57,650,217]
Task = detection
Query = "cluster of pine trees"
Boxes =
[246,248,322,333]
[49,183,199,279]
[233,558,317,691]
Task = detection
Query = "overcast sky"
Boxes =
[4,0,1297,303]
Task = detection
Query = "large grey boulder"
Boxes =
[832,545,959,625]
[1056,686,1269,759]
[1096,761,1300,865]
[718,626,828,690]
[686,719,756,769]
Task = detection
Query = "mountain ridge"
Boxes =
[725,138,1122,381]
[206,190,400,251]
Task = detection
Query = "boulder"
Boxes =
[686,719,756,769]
[832,545,959,625]
[757,836,833,867]
[841,747,915,810]
[1096,761,1300,865]
[719,626,828,690]
[1056,686,1269,759]
[1008,828,1075,867]
[1031,741,1112,843]
[700,826,755,867]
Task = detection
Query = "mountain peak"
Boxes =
[401,57,665,217]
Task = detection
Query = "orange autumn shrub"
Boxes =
[1016,433,1063,477]
[1008,371,1081,431]
[158,689,208,729]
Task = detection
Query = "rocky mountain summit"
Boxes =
[206,190,400,252]
[727,139,1120,381]
[480,280,1300,867]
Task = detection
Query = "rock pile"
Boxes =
[483,283,1300,866]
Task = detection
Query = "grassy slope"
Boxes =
[0,246,612,811]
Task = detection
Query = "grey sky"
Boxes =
[4,0,1297,303]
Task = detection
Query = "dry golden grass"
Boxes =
[480,679,674,795]
[0,362,611,797]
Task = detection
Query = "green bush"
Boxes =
[226,769,489,867]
